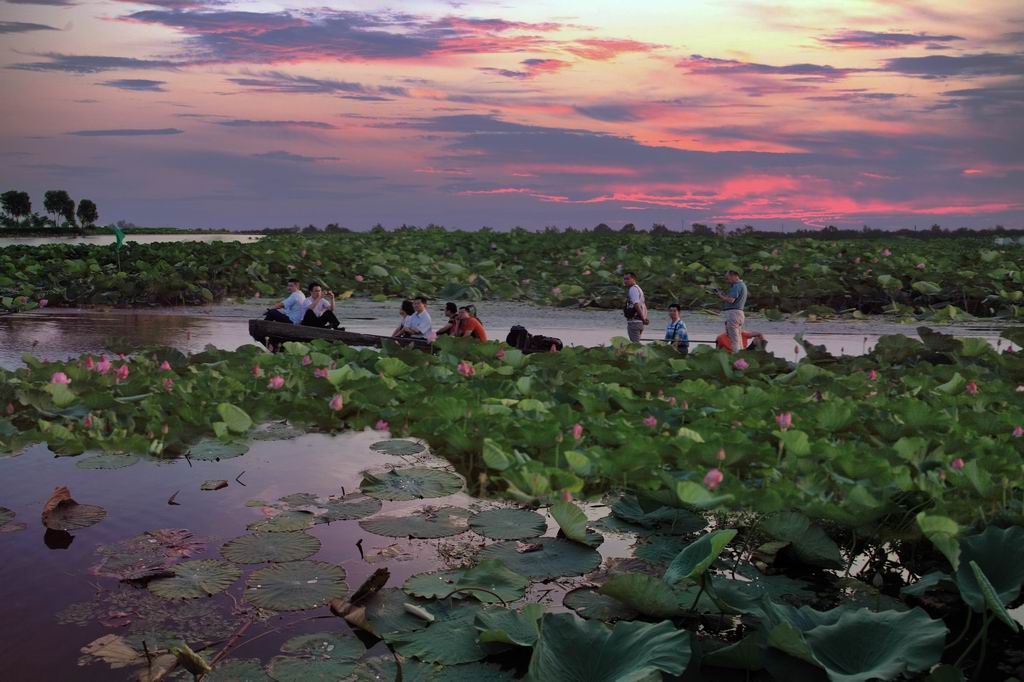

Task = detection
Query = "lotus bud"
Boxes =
[84,355,95,370]
[83,414,93,429]
[1013,425,1023,439]
[776,412,792,431]
[330,394,344,412]
[355,275,364,282]
[868,369,878,381]
[252,365,262,378]
[302,355,312,366]
[163,377,174,392]
[50,372,71,385]
[375,419,389,431]
[38,298,48,307]
[965,381,978,395]
[716,448,727,461]
[115,365,129,382]
[951,458,965,470]
[160,360,172,371]
[733,358,749,370]
[495,349,506,360]
[5,402,13,415]
[267,375,285,390]
[96,356,112,374]
[703,468,724,490]
[643,415,658,428]
[162,424,169,435]
[572,423,584,441]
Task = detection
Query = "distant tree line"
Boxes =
[0,189,99,231]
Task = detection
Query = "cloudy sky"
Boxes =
[1,0,1022,230]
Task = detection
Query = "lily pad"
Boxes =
[359,506,471,539]
[360,588,478,639]
[313,493,382,522]
[608,494,707,534]
[245,560,347,611]
[41,485,106,531]
[93,529,205,581]
[551,500,602,548]
[267,632,365,682]
[188,440,249,461]
[221,532,321,564]
[469,508,547,540]
[251,422,304,441]
[526,613,692,681]
[476,604,543,647]
[632,534,689,565]
[344,657,442,682]
[201,480,229,491]
[404,569,466,600]
[391,616,488,665]
[479,537,601,578]
[370,439,426,455]
[360,467,464,500]
[247,511,316,533]
[0,506,24,533]
[148,560,241,599]
[563,587,640,622]
[204,658,272,681]
[75,453,139,470]
[455,559,529,604]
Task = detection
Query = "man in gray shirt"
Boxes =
[622,271,649,342]
[716,270,747,353]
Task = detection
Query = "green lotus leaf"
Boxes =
[675,480,734,510]
[469,508,547,540]
[280,631,365,658]
[525,613,691,681]
[926,664,965,682]
[725,565,815,601]
[916,512,960,570]
[245,560,347,611]
[598,573,690,618]
[969,560,1019,632]
[313,493,381,522]
[455,559,529,604]
[479,537,601,578]
[201,479,228,491]
[247,511,316,533]
[954,525,1024,614]
[221,532,321,564]
[475,603,543,647]
[345,657,436,682]
[217,403,252,434]
[403,569,466,600]
[148,560,241,599]
[391,616,490,665]
[358,506,471,539]
[267,657,357,682]
[370,439,426,455]
[75,453,139,470]
[360,588,479,639]
[702,633,766,671]
[360,467,464,500]
[550,500,601,548]
[901,571,955,598]
[188,439,248,461]
[609,494,707,533]
[762,512,844,569]
[633,534,689,564]
[250,422,304,441]
[204,658,272,681]
[664,529,737,585]
[563,587,639,621]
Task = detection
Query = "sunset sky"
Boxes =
[1,0,1021,230]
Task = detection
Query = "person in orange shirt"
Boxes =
[715,325,766,352]
[457,306,488,341]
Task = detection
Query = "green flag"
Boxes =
[110,224,125,250]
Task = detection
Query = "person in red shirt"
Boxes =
[457,306,488,341]
[715,326,766,352]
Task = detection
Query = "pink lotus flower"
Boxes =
[457,361,475,377]
[252,365,262,378]
[301,355,312,366]
[97,356,112,374]
[267,375,285,390]
[965,381,978,395]
[733,358,749,370]
[38,298,48,307]
[163,377,174,392]
[776,412,792,431]
[115,365,130,382]
[287,264,295,270]
[355,275,364,282]
[868,369,878,381]
[561,490,573,502]
[572,423,584,441]
[84,355,95,370]
[83,414,93,429]
[329,394,344,412]
[716,448,727,462]
[51,372,71,385]
[495,349,505,360]
[159,360,172,371]
[951,458,965,470]
[915,262,926,270]
[313,367,329,379]
[374,419,389,431]
[118,353,127,361]
[551,287,562,295]
[703,468,724,490]
[1013,425,1023,439]
[643,415,658,428]
[881,248,892,257]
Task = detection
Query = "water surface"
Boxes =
[0,233,263,248]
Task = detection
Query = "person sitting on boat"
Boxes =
[715,324,766,352]
[397,296,435,341]
[264,279,306,325]
[457,305,487,341]
[664,303,689,354]
[436,302,461,336]
[301,282,341,330]
[391,300,414,337]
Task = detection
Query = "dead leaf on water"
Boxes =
[200,480,228,491]
[42,486,106,531]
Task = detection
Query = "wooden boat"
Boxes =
[249,319,435,352]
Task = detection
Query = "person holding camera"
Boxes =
[623,271,649,342]
[301,281,341,329]
[714,270,747,352]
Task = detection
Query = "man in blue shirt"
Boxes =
[716,270,747,353]
[664,303,689,353]
[264,279,306,325]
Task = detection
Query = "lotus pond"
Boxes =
[1,322,1024,681]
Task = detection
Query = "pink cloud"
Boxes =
[564,38,662,60]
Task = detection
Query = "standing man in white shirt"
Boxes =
[398,296,436,341]
[623,272,649,343]
[264,279,306,325]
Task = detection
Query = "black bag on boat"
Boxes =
[506,325,531,350]
[527,335,563,352]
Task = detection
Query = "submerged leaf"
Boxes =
[92,528,204,581]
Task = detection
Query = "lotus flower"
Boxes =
[572,423,584,441]
[118,353,127,361]
[287,264,295,270]
[84,355,95,370]
[965,381,978,395]
[329,394,344,412]
[375,419,389,431]
[915,262,926,270]
[1013,425,1023,439]
[51,372,71,385]
[96,356,112,374]
[868,369,878,381]
[252,365,263,378]
[38,298,48,307]
[268,375,285,390]
[302,355,312,366]
[313,367,329,379]
[561,490,573,502]
[643,415,658,428]
[551,287,562,295]
[733,358,749,370]
[776,412,792,431]
[495,349,506,360]
[115,365,129,382]
[852,257,860,264]
[703,468,724,490]
[457,361,475,377]
[83,414,93,429]
[160,360,172,371]
[881,248,892,257]
[716,448,727,462]
[163,377,174,392]
[951,458,965,470]
[583,270,591,275]
[355,274,364,282]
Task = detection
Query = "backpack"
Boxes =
[527,335,563,353]
[506,325,531,350]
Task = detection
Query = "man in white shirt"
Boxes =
[264,279,306,325]
[398,296,435,341]
[623,272,649,342]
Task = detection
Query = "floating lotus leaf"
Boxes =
[632,534,689,564]
[391,617,488,665]
[762,512,844,569]
[726,565,815,601]
[267,632,365,682]
[403,569,466,600]
[370,439,426,455]
[344,657,440,682]
[250,422,304,441]
[188,440,248,461]
[314,493,381,522]
[221,532,321,564]
[245,560,347,611]
[598,574,690,619]
[0,506,21,533]
[455,559,529,604]
[609,494,707,534]
[268,658,356,682]
[148,560,241,599]
[41,486,106,531]
[479,538,601,578]
[359,506,471,539]
[563,587,639,621]
[469,508,547,540]
[361,588,479,639]
[204,658,271,681]
[360,467,464,500]
[525,613,692,682]
[475,604,543,647]
[954,525,1024,615]
[201,479,228,491]
[93,528,204,581]
[280,632,365,658]
[247,511,316,533]
[75,453,139,470]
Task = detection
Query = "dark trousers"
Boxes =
[264,309,292,324]
[301,309,341,329]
